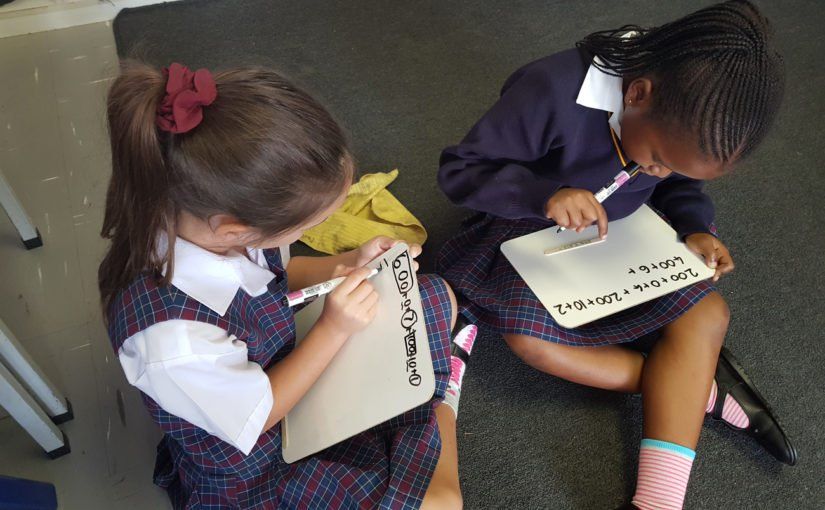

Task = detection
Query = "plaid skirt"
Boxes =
[154,274,453,510]
[436,214,714,346]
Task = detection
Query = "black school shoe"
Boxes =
[712,347,798,465]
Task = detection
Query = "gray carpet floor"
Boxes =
[113,1,825,508]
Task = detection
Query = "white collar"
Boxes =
[575,31,638,139]
[576,56,625,139]
[158,236,275,316]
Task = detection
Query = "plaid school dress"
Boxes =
[107,248,453,509]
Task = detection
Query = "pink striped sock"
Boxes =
[705,380,750,429]
[632,439,695,510]
[442,325,477,417]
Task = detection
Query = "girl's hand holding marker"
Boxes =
[329,236,423,280]
[545,188,610,238]
[548,163,641,238]
[544,163,732,281]
[315,267,380,338]
[287,235,422,308]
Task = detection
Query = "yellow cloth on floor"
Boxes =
[300,169,427,255]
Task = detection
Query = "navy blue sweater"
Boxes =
[438,48,715,238]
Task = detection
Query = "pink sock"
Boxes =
[442,325,477,417]
[706,380,750,428]
[632,439,695,510]
[452,323,477,355]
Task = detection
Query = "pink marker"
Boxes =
[283,267,381,307]
[556,161,641,233]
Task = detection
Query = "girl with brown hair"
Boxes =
[99,61,476,509]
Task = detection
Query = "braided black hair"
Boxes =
[577,0,784,163]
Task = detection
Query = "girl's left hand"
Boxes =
[685,233,734,282]
[333,236,422,277]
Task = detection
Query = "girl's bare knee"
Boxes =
[699,292,730,347]
[422,484,463,510]
[504,333,539,364]
[504,333,565,370]
[444,283,458,331]
[666,292,729,351]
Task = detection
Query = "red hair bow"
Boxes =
[156,63,217,134]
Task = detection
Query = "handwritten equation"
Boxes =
[391,251,422,387]
[552,255,702,317]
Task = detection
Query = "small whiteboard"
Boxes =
[282,243,435,463]
[501,205,714,329]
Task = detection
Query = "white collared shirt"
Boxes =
[575,32,637,139]
[118,238,285,455]
[576,57,625,139]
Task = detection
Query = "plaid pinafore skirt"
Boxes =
[107,249,453,509]
[437,213,713,346]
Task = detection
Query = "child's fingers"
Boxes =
[584,197,608,238]
[362,291,379,310]
[568,209,583,230]
[713,251,735,280]
[713,262,734,282]
[335,267,373,294]
[708,238,722,269]
[687,237,718,268]
[375,236,395,250]
[579,203,602,234]
[554,210,570,229]
[408,244,423,258]
[333,264,355,277]
[348,281,375,303]
[366,301,379,321]
[595,205,608,239]
[706,248,718,269]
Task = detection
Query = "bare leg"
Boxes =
[503,333,645,392]
[419,280,463,509]
[420,404,463,509]
[445,284,458,331]
[642,292,728,447]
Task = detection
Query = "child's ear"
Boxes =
[624,78,654,108]
[209,214,256,243]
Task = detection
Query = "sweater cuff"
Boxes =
[676,221,717,241]
[502,182,562,220]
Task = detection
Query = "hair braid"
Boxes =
[577,0,785,163]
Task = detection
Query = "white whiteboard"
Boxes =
[282,243,435,463]
[501,205,715,329]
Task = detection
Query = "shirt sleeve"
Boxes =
[437,62,566,220]
[649,174,716,239]
[118,320,273,455]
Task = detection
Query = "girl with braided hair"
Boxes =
[437,1,794,508]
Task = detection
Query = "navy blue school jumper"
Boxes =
[436,48,715,345]
[107,248,453,509]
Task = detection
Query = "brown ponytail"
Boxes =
[99,61,350,314]
[99,62,172,314]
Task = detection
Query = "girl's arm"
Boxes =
[260,317,348,430]
[438,60,565,220]
[649,174,716,239]
[286,237,420,291]
[286,251,358,291]
[262,267,378,430]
